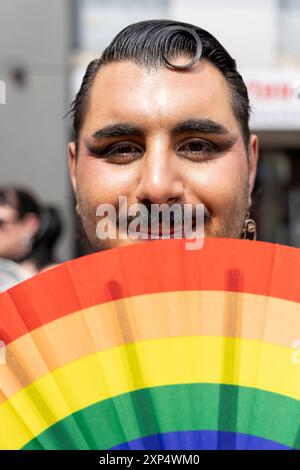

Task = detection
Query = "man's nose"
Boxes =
[135,146,184,205]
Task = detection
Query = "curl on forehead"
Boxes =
[101,22,203,70]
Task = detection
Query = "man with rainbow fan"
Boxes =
[3,21,300,453]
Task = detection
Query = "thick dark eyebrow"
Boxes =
[91,123,144,141]
[171,118,232,137]
[89,118,236,144]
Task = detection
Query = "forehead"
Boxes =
[83,59,239,132]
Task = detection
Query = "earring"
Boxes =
[242,210,257,241]
[75,203,80,215]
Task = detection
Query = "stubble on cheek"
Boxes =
[217,178,249,238]
[204,166,249,240]
[76,190,104,251]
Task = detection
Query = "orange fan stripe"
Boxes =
[1,238,300,346]
[1,290,300,405]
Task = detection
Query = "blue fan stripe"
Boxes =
[110,430,292,450]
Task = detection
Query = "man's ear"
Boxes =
[247,134,259,208]
[68,141,77,195]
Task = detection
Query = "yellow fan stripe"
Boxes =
[0,335,300,449]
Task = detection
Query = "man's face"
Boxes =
[69,59,258,251]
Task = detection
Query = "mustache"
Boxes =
[117,204,211,227]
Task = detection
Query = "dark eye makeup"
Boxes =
[85,141,144,163]
[176,138,224,161]
[85,136,233,164]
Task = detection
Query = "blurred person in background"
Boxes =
[0,188,64,292]
[0,186,41,266]
[0,186,41,290]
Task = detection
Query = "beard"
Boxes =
[210,181,249,240]
[75,180,249,253]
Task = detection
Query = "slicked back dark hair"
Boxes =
[70,19,250,150]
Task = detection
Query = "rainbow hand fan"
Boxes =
[1,237,300,450]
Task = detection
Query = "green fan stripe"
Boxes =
[23,383,300,450]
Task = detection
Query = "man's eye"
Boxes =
[177,139,218,160]
[100,143,143,163]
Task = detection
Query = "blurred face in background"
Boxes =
[0,204,37,259]
[69,59,259,251]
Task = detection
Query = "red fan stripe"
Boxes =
[0,238,299,345]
